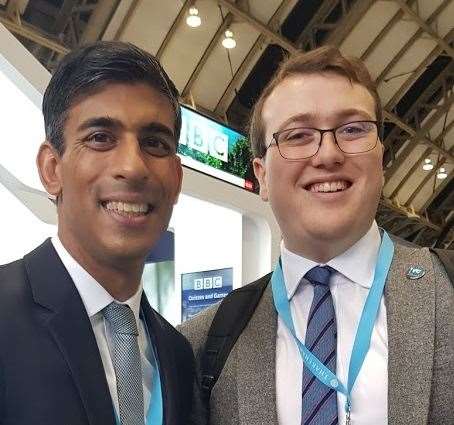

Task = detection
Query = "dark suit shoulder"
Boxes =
[0,258,33,315]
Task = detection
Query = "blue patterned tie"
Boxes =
[301,266,338,425]
[103,302,144,425]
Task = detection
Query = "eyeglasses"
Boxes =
[268,120,379,161]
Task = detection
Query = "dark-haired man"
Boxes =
[0,41,193,425]
[180,46,453,425]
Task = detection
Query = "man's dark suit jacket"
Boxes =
[0,239,194,425]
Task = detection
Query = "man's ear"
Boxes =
[252,157,269,201]
[36,141,62,200]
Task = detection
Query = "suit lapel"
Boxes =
[24,239,116,425]
[235,283,278,425]
[386,243,434,424]
[141,296,178,425]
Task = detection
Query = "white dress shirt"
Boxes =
[52,237,154,419]
[276,222,388,425]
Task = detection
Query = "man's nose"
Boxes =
[112,136,149,182]
[310,131,345,168]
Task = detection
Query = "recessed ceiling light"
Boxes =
[222,30,236,49]
[186,6,201,28]
[436,167,447,179]
[422,158,434,171]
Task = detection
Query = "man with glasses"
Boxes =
[180,46,453,425]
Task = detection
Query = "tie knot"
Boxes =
[304,266,333,287]
[102,302,138,336]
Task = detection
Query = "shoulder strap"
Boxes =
[430,248,454,285]
[200,273,271,403]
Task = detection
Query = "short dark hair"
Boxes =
[249,45,382,158]
[43,41,181,154]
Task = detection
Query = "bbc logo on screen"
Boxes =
[194,276,223,290]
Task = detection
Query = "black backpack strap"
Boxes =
[430,248,454,284]
[200,272,272,403]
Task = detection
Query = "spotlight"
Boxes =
[436,167,447,179]
[422,158,434,171]
[186,6,201,28]
[222,30,236,49]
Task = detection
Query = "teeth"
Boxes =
[309,180,349,193]
[104,201,149,214]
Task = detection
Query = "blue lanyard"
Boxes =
[272,231,394,418]
[114,318,163,425]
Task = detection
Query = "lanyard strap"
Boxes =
[271,231,394,411]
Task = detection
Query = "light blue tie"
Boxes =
[301,266,338,425]
[103,302,144,425]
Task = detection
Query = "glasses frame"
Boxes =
[268,120,379,161]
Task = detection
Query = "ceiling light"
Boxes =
[222,30,236,49]
[422,158,434,171]
[436,167,447,179]
[186,6,201,28]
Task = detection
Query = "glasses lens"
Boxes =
[336,121,377,153]
[276,128,320,159]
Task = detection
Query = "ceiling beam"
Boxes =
[325,0,376,46]
[156,0,192,60]
[182,13,233,97]
[379,197,440,231]
[404,152,451,207]
[80,0,119,43]
[360,0,409,61]
[0,13,69,54]
[385,27,454,110]
[394,0,454,58]
[385,117,454,182]
[420,168,453,212]
[383,110,454,161]
[215,0,298,54]
[214,0,295,116]
[387,118,454,195]
[384,60,454,150]
[376,0,450,85]
[112,0,139,41]
[295,0,338,48]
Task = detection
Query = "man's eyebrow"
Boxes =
[77,116,123,132]
[276,109,375,132]
[140,122,175,136]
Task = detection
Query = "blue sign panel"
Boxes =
[181,267,233,322]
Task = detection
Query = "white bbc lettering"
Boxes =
[203,277,213,289]
[213,276,223,288]
[194,278,203,290]
[209,134,228,162]
[188,123,208,154]
[184,116,229,162]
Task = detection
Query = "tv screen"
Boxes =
[178,105,256,192]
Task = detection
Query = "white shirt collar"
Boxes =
[281,221,381,300]
[51,236,143,324]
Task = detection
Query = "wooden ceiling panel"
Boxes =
[436,0,454,36]
[159,0,225,92]
[377,37,437,105]
[415,0,445,20]
[246,0,283,27]
[340,1,400,58]
[383,144,427,195]
[119,0,182,55]
[190,20,260,111]
[363,19,419,79]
